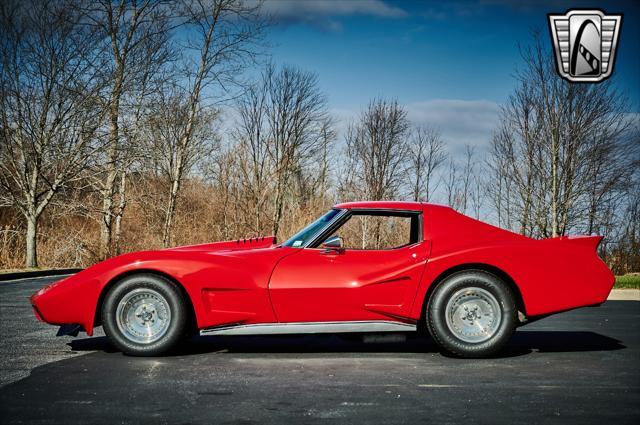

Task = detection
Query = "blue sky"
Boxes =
[261,0,640,155]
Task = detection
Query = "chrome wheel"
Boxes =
[115,288,172,344]
[444,287,502,343]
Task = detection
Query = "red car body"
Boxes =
[31,201,615,337]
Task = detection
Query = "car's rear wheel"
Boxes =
[426,270,516,358]
[102,273,187,356]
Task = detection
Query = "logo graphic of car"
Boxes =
[548,9,622,82]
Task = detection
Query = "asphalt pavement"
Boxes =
[1,277,638,424]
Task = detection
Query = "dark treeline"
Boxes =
[1,1,638,273]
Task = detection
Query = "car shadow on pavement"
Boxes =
[502,331,626,356]
[67,330,626,358]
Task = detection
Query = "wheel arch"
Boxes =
[93,269,197,333]
[419,263,526,328]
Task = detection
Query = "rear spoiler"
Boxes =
[547,235,603,250]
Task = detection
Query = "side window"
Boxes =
[325,212,420,250]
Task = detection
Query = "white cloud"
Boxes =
[259,0,407,31]
[405,99,501,155]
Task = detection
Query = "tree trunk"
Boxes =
[99,74,123,260]
[361,216,368,249]
[412,157,422,202]
[99,175,115,260]
[550,129,559,237]
[255,201,260,235]
[520,184,532,235]
[271,169,285,238]
[412,177,420,202]
[162,176,181,248]
[161,100,193,247]
[425,174,431,203]
[272,192,283,238]
[113,170,127,255]
[25,215,38,268]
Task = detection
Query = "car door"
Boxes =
[268,210,430,323]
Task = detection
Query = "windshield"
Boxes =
[282,209,342,247]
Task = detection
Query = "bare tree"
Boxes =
[234,74,270,233]
[308,117,336,205]
[342,99,410,201]
[460,145,476,214]
[234,63,331,237]
[156,0,265,246]
[0,0,105,267]
[488,33,636,238]
[470,172,484,219]
[444,157,460,210]
[406,126,446,202]
[340,99,409,248]
[205,148,240,240]
[289,117,335,206]
[142,86,219,247]
[82,0,173,259]
[265,65,329,237]
[608,174,640,273]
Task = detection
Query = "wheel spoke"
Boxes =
[115,288,171,344]
[445,287,502,343]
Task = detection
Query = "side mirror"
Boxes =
[321,236,344,254]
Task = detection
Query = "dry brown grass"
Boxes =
[0,175,332,269]
[2,174,635,275]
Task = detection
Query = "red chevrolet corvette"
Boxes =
[31,201,614,358]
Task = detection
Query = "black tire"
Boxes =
[426,270,516,358]
[101,273,187,356]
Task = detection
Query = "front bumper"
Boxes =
[29,275,98,336]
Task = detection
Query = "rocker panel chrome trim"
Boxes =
[199,320,416,336]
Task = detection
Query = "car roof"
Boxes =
[333,201,448,211]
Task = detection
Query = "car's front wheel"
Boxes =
[426,270,517,358]
[102,273,187,356]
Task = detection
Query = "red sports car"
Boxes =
[31,201,615,358]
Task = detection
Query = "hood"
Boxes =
[165,236,277,253]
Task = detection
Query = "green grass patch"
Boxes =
[615,274,640,289]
